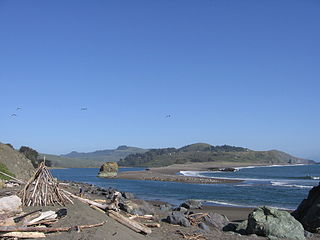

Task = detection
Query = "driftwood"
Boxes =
[0,171,25,184]
[176,230,207,240]
[144,223,160,228]
[129,214,154,220]
[14,209,42,223]
[63,190,119,211]
[90,205,107,214]
[0,221,106,233]
[20,162,73,206]
[27,211,57,225]
[0,231,46,238]
[108,210,152,234]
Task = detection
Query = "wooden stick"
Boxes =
[0,231,46,238]
[0,221,106,233]
[0,170,25,184]
[144,223,160,228]
[62,190,110,210]
[107,210,152,234]
[90,205,107,214]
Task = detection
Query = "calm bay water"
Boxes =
[51,164,320,210]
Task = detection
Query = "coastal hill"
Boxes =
[118,143,314,167]
[41,145,148,168]
[0,143,35,180]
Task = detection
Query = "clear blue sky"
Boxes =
[0,0,319,160]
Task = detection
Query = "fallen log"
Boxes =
[0,171,25,184]
[0,231,45,239]
[107,210,152,234]
[63,190,118,211]
[0,221,106,233]
[27,211,57,225]
[90,205,107,214]
[144,223,160,228]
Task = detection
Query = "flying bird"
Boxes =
[11,113,17,117]
[16,107,22,110]
[165,114,171,118]
[81,107,87,111]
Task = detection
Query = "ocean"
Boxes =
[51,164,320,210]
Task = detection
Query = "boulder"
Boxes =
[246,206,305,240]
[292,185,320,233]
[203,212,229,230]
[166,212,191,227]
[119,199,154,216]
[98,162,118,178]
[0,195,22,215]
[180,199,202,209]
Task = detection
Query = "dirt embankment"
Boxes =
[0,143,35,181]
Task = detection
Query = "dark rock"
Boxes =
[121,192,135,200]
[198,222,210,232]
[304,230,313,238]
[173,207,188,213]
[203,212,229,230]
[246,206,305,240]
[180,199,202,209]
[166,212,191,227]
[292,185,320,233]
[234,220,248,235]
[119,199,154,216]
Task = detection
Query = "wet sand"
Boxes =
[116,162,268,184]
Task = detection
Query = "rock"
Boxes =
[198,222,210,232]
[203,212,229,230]
[292,185,320,233]
[98,162,118,178]
[119,199,154,216]
[0,195,22,215]
[246,206,305,240]
[304,230,313,238]
[159,203,172,211]
[234,220,248,235]
[166,212,191,227]
[180,199,202,209]
[173,207,188,213]
[121,192,135,200]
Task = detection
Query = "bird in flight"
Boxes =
[11,113,17,117]
[81,107,87,111]
[16,107,22,110]
[165,114,171,118]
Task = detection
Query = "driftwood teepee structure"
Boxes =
[20,162,73,206]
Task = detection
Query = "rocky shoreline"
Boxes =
[1,178,320,240]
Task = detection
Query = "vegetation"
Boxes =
[0,162,15,180]
[20,146,52,167]
[118,143,313,167]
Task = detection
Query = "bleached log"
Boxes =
[90,205,107,214]
[0,231,45,238]
[108,210,152,234]
[0,171,25,184]
[62,190,112,210]
[144,223,160,228]
[27,211,57,225]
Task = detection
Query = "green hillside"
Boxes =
[42,145,148,168]
[118,143,314,167]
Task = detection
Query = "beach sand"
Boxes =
[116,161,268,184]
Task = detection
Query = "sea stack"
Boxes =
[98,162,118,178]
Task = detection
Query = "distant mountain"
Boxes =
[40,145,148,167]
[118,143,314,167]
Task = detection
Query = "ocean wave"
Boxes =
[203,200,293,210]
[271,181,313,189]
[235,164,306,171]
